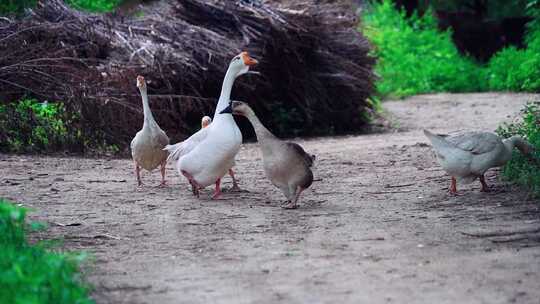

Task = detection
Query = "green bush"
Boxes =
[0,0,36,15]
[361,0,485,98]
[487,6,540,92]
[361,0,540,97]
[0,99,82,153]
[0,0,124,15]
[496,103,540,197]
[65,0,123,12]
[0,199,94,304]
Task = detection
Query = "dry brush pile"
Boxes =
[0,0,375,152]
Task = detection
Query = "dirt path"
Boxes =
[1,93,540,304]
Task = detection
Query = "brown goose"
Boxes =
[130,76,169,187]
[220,101,315,208]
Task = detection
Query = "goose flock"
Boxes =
[131,52,535,208]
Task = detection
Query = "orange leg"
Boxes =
[158,160,167,187]
[449,177,457,195]
[212,178,222,200]
[135,161,142,187]
[281,186,303,209]
[479,175,490,192]
[181,170,200,198]
[228,168,241,191]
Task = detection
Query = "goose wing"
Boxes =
[164,127,209,162]
[446,132,500,155]
[151,128,169,149]
[286,142,315,167]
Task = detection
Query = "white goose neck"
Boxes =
[214,68,237,118]
[140,87,156,127]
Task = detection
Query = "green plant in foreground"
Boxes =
[0,199,94,304]
[496,102,540,197]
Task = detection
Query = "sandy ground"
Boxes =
[1,92,540,304]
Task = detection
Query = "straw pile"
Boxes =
[0,0,375,151]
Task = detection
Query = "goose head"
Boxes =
[219,100,254,116]
[504,135,539,166]
[136,75,147,90]
[227,52,258,78]
[506,136,535,155]
[201,116,212,128]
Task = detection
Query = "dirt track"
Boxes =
[1,93,540,304]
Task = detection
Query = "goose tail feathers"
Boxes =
[423,129,454,150]
[163,143,183,163]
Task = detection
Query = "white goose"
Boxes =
[198,115,241,191]
[424,129,535,194]
[164,52,258,198]
[130,76,169,187]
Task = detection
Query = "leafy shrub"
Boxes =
[361,0,485,98]
[487,6,540,92]
[0,0,124,15]
[0,0,36,15]
[65,0,123,12]
[361,0,540,97]
[0,99,81,153]
[496,102,540,197]
[0,199,94,304]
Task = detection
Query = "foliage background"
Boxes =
[362,0,540,98]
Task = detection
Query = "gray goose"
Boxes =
[424,129,535,194]
[220,101,315,209]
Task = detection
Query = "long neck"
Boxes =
[504,136,529,155]
[140,87,156,127]
[214,68,236,118]
[244,110,276,143]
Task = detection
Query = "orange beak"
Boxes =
[241,52,258,66]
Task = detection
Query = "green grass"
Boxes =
[0,199,94,304]
[496,103,540,197]
[361,0,540,98]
